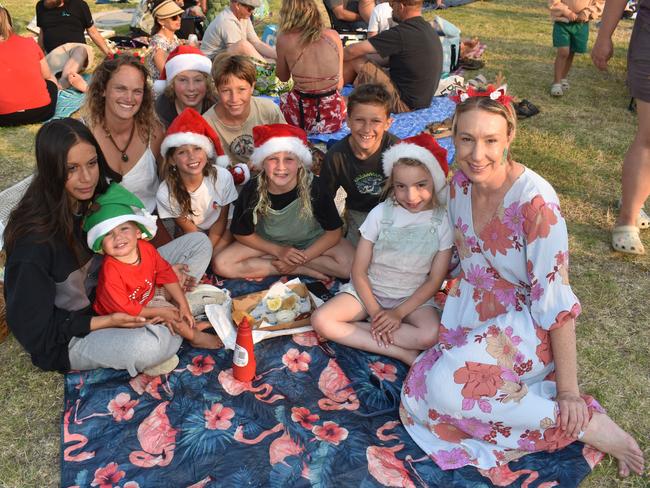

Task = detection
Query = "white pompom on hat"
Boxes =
[249,124,313,170]
[153,45,212,95]
[160,108,230,168]
[382,133,450,203]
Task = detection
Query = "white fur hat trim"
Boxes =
[161,132,215,159]
[249,137,313,170]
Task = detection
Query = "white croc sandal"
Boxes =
[143,354,180,377]
[550,83,563,97]
[612,225,645,255]
[638,207,650,229]
[560,78,570,90]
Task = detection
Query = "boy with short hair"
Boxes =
[319,83,399,246]
[549,0,604,96]
[84,183,221,372]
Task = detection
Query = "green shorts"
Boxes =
[552,21,589,54]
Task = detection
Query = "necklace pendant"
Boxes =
[121,153,129,162]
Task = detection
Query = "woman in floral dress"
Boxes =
[399,92,645,477]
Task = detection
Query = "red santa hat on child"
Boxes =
[382,133,450,203]
[161,108,230,169]
[250,124,313,170]
[153,45,213,95]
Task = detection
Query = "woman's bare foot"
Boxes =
[581,412,645,477]
[68,72,88,93]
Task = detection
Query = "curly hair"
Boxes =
[160,148,218,219]
[82,54,157,142]
[452,96,516,163]
[278,0,324,46]
[252,165,314,225]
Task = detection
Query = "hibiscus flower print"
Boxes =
[479,217,514,256]
[521,195,558,243]
[433,423,471,443]
[455,416,493,438]
[439,325,469,348]
[369,361,397,382]
[312,421,349,445]
[493,279,517,308]
[486,331,518,367]
[403,348,441,400]
[282,348,311,373]
[467,264,495,291]
[107,392,139,422]
[502,201,524,235]
[431,447,473,470]
[535,325,552,366]
[91,462,125,488]
[187,355,216,376]
[453,362,504,400]
[498,381,528,403]
[204,403,235,430]
[291,406,319,429]
[475,291,507,321]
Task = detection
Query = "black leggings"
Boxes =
[0,80,58,127]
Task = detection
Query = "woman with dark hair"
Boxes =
[0,6,58,126]
[83,53,166,241]
[3,118,212,375]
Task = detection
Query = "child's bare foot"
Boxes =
[172,320,223,349]
[68,72,88,93]
[582,412,645,477]
[293,265,329,281]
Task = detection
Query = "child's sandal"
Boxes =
[560,78,570,90]
[611,225,645,255]
[550,83,563,97]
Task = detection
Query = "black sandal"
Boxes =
[514,99,540,119]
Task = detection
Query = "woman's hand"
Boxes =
[109,313,148,328]
[276,246,307,266]
[556,391,589,439]
[172,263,198,292]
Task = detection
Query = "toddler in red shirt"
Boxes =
[84,183,221,353]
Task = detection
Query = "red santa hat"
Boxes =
[161,108,230,168]
[153,45,213,95]
[250,124,313,170]
[382,133,450,203]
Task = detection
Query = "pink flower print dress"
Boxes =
[400,168,604,470]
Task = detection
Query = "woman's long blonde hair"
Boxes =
[278,0,324,45]
[0,7,13,40]
[252,162,314,224]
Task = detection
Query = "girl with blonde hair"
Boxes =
[214,123,353,279]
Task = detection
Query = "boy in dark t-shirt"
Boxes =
[319,84,398,246]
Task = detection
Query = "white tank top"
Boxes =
[121,147,160,213]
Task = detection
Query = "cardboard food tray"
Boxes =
[231,283,316,331]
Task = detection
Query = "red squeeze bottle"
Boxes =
[232,316,256,382]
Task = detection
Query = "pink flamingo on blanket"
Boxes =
[129,374,172,400]
[129,402,177,468]
[317,359,360,411]
[63,407,95,462]
[218,368,284,403]
[377,421,401,441]
[479,465,542,487]
[234,423,305,467]
[367,444,416,488]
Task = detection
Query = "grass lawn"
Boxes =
[0,0,648,486]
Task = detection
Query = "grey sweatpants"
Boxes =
[68,232,212,376]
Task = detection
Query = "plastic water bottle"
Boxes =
[188,34,199,47]
[232,316,256,382]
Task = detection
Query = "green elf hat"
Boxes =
[83,183,158,253]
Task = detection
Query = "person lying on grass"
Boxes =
[214,123,354,280]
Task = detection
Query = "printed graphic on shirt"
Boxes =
[128,278,154,304]
[229,134,254,161]
[354,172,384,195]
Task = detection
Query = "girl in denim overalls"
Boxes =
[214,124,354,279]
[313,134,453,365]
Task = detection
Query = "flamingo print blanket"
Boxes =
[61,277,601,488]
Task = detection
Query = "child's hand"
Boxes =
[179,305,195,329]
[172,263,198,292]
[556,392,589,439]
[277,247,307,265]
[370,309,402,346]
[272,259,297,275]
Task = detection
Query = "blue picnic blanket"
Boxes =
[61,277,602,488]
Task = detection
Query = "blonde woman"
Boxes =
[213,124,353,279]
[276,0,346,134]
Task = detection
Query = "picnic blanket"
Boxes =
[61,277,604,488]
[307,91,456,162]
